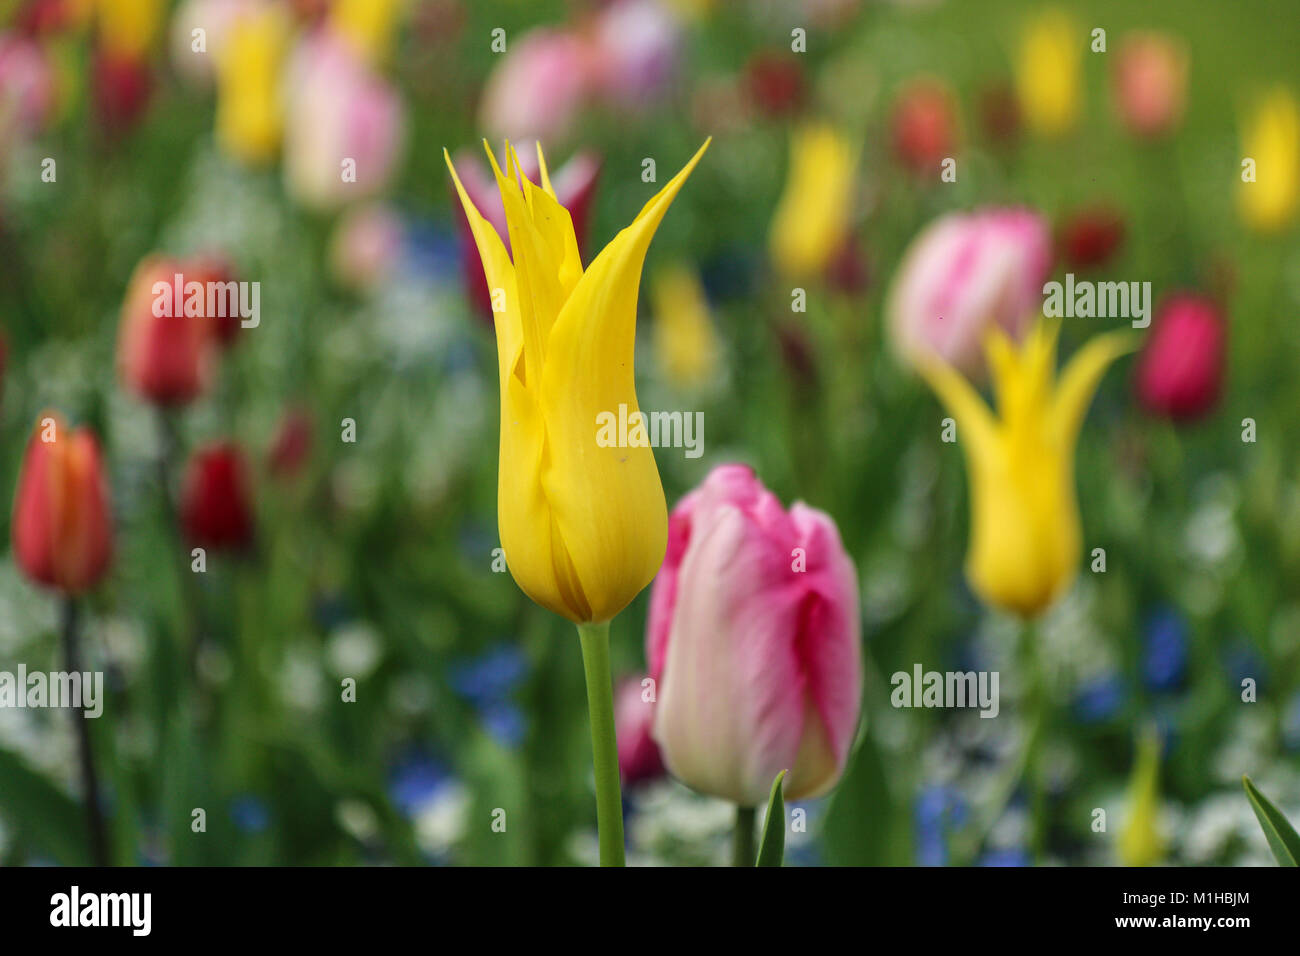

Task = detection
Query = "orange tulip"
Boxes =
[11,413,114,594]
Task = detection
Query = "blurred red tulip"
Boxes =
[187,252,242,347]
[182,442,256,551]
[12,413,114,594]
[1112,32,1188,139]
[825,232,870,294]
[117,256,217,406]
[744,51,806,118]
[268,407,314,480]
[450,145,599,323]
[1059,205,1125,269]
[1135,293,1225,421]
[93,49,152,134]
[892,77,958,176]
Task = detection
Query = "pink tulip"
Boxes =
[588,0,680,110]
[887,207,1051,375]
[1135,293,1224,421]
[329,201,405,291]
[0,32,56,138]
[615,676,665,787]
[449,144,600,322]
[283,29,406,211]
[647,464,861,806]
[478,28,594,143]
[1112,32,1188,140]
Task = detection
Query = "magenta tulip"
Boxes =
[615,676,666,787]
[1135,293,1225,421]
[478,27,593,143]
[887,207,1051,376]
[647,464,861,806]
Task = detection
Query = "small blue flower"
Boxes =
[978,847,1029,867]
[388,750,452,818]
[448,644,529,709]
[230,795,270,834]
[1073,673,1126,723]
[480,701,527,749]
[914,785,968,866]
[1142,607,1188,691]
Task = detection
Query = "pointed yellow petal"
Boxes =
[444,148,521,389]
[1051,329,1135,444]
[916,353,998,460]
[538,139,711,622]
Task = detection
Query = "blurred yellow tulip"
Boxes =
[918,320,1133,617]
[215,6,290,165]
[1237,87,1300,233]
[1118,728,1166,867]
[651,263,721,390]
[768,122,856,280]
[96,0,163,60]
[1015,9,1081,138]
[331,0,407,65]
[446,140,711,624]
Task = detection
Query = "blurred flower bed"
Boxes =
[0,0,1298,866]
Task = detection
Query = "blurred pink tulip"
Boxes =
[1134,293,1224,421]
[170,0,258,86]
[588,0,680,110]
[887,207,1051,375]
[1112,32,1188,139]
[647,464,861,806]
[283,30,406,211]
[329,201,405,291]
[615,676,666,787]
[0,32,56,137]
[478,28,593,143]
[449,144,600,322]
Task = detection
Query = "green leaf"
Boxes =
[1243,775,1300,867]
[0,747,90,865]
[755,770,787,867]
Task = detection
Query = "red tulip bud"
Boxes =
[892,78,958,177]
[12,413,114,594]
[116,255,218,406]
[1135,294,1225,421]
[181,442,255,552]
[267,407,314,480]
[1059,205,1126,269]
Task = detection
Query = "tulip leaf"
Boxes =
[1243,776,1300,867]
[0,746,89,865]
[755,770,787,867]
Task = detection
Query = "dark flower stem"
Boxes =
[155,408,204,679]
[733,805,756,867]
[62,598,110,867]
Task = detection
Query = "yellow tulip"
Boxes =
[918,321,1133,617]
[1015,9,1081,138]
[215,6,291,165]
[331,0,407,65]
[1237,87,1300,233]
[446,140,711,624]
[651,263,721,390]
[768,123,855,280]
[1118,728,1166,867]
[96,0,163,60]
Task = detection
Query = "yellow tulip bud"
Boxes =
[1118,728,1166,867]
[1237,87,1300,233]
[917,321,1133,617]
[447,140,711,623]
[1015,9,1082,138]
[768,122,856,280]
[96,0,164,61]
[650,263,721,391]
[215,6,291,165]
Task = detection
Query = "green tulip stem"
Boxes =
[577,619,626,866]
[733,805,757,866]
[1020,618,1049,864]
[62,597,110,867]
